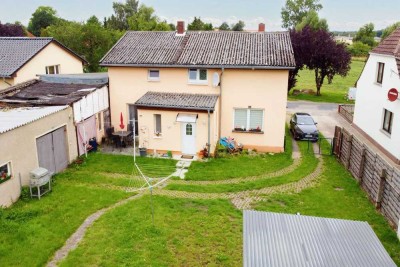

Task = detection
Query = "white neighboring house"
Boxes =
[353,28,400,164]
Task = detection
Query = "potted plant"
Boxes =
[249,126,262,132]
[234,126,246,131]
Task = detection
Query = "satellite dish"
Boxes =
[212,72,220,87]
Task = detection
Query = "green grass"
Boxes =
[184,132,293,181]
[60,196,242,267]
[165,141,318,193]
[289,59,366,103]
[254,155,400,265]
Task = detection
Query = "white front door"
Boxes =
[181,122,196,155]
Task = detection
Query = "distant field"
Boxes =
[288,58,366,103]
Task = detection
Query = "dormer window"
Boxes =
[376,62,384,84]
[46,65,60,75]
[148,69,160,81]
[188,69,207,84]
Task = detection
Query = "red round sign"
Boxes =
[388,88,398,102]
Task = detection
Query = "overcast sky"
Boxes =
[1,0,399,31]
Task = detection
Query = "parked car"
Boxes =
[290,113,319,142]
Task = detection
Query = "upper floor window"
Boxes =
[148,70,160,81]
[376,62,384,84]
[188,69,207,84]
[46,65,60,75]
[233,108,264,132]
[382,109,393,134]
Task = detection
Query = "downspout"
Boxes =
[218,68,224,141]
[207,109,211,157]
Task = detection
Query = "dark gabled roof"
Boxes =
[0,37,87,78]
[135,91,219,111]
[100,31,295,69]
[0,79,106,106]
[371,28,400,74]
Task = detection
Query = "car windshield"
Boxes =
[297,116,315,125]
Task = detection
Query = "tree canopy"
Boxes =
[27,6,58,36]
[281,0,322,29]
[0,22,26,37]
[381,22,400,40]
[353,23,376,47]
[106,0,139,30]
[219,22,230,31]
[295,10,328,31]
[187,17,213,31]
[128,5,172,31]
[289,27,351,95]
[231,20,245,31]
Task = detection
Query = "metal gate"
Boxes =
[36,126,68,173]
[307,138,334,156]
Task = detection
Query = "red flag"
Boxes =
[119,112,125,129]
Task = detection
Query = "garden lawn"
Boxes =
[289,59,366,103]
[60,196,242,267]
[254,154,400,266]
[166,141,317,193]
[183,128,293,181]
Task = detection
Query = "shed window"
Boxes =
[188,69,207,84]
[46,65,60,74]
[382,109,393,134]
[148,70,160,81]
[234,108,264,132]
[0,162,12,184]
[376,62,384,84]
[154,114,162,135]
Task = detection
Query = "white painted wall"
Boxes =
[353,53,400,160]
[73,86,109,123]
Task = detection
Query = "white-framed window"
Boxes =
[154,114,162,136]
[233,108,264,132]
[376,62,384,84]
[382,109,393,134]
[46,65,60,75]
[188,69,207,84]
[0,162,12,184]
[148,69,160,81]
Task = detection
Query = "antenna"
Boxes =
[212,72,220,87]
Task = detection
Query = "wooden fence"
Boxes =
[334,126,400,228]
[338,104,355,123]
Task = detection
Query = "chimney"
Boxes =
[258,23,265,32]
[177,21,185,35]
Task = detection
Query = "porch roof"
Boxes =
[135,91,218,111]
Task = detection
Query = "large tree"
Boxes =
[0,22,26,37]
[106,0,139,30]
[295,10,328,31]
[219,22,230,31]
[128,5,172,31]
[27,6,58,36]
[231,20,245,31]
[289,27,351,95]
[281,0,322,29]
[381,22,400,40]
[187,17,213,31]
[353,23,376,47]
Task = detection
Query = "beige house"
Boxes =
[0,106,78,207]
[0,37,86,90]
[100,23,295,155]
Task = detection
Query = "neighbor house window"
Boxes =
[154,114,161,135]
[148,70,160,81]
[376,62,384,84]
[233,108,264,132]
[46,65,60,74]
[0,162,12,184]
[188,69,207,84]
[382,109,393,134]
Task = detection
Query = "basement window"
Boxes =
[0,162,12,184]
[46,65,60,75]
[188,69,207,84]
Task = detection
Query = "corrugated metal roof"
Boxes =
[243,210,396,267]
[39,73,109,85]
[100,31,295,69]
[135,91,219,111]
[0,106,68,133]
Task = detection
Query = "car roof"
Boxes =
[294,112,311,117]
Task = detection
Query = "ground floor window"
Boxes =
[154,114,162,136]
[234,108,264,132]
[382,109,393,134]
[0,162,12,184]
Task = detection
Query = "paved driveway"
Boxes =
[286,101,348,138]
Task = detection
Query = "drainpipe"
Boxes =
[218,68,224,142]
[207,109,211,157]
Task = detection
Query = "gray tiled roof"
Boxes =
[135,91,219,111]
[243,210,396,267]
[101,31,295,69]
[0,37,87,78]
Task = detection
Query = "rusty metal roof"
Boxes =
[100,31,295,69]
[243,210,396,267]
[135,91,219,111]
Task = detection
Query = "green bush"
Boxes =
[347,41,371,57]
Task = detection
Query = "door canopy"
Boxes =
[176,113,198,123]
